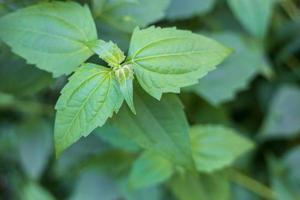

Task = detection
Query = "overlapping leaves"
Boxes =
[0,1,232,161]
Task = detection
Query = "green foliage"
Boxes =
[54,64,123,155]
[261,85,300,139]
[190,125,254,172]
[0,0,299,199]
[166,0,216,20]
[169,171,230,200]
[0,44,52,96]
[129,151,174,189]
[0,1,97,76]
[113,88,194,168]
[228,0,276,38]
[17,119,53,180]
[92,0,170,33]
[23,182,55,200]
[88,39,126,68]
[187,32,268,105]
[127,26,232,99]
[95,123,140,152]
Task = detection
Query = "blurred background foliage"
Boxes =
[0,0,300,199]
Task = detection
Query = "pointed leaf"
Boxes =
[228,0,276,38]
[87,40,126,68]
[17,119,53,180]
[54,63,123,156]
[190,125,254,172]
[113,87,194,168]
[126,27,232,99]
[0,2,97,76]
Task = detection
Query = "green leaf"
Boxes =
[283,146,300,180]
[87,40,126,68]
[93,0,170,33]
[260,85,300,139]
[0,1,97,76]
[166,0,216,20]
[70,169,121,200]
[169,171,230,200]
[17,119,53,180]
[129,151,174,189]
[126,27,232,99]
[227,0,276,38]
[190,125,254,172]
[0,43,52,96]
[268,157,300,200]
[186,32,267,105]
[113,87,194,168]
[23,182,56,200]
[95,123,140,152]
[115,64,136,113]
[54,63,123,156]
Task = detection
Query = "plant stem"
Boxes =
[230,169,276,200]
[280,0,300,21]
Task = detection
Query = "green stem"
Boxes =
[230,169,276,200]
[280,0,300,21]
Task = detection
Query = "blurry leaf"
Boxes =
[118,178,164,200]
[169,171,230,200]
[129,151,174,189]
[113,87,195,169]
[94,22,131,51]
[192,101,229,125]
[53,134,107,177]
[275,18,300,63]
[81,150,135,177]
[166,0,216,20]
[23,182,56,200]
[17,119,53,180]
[0,1,97,76]
[95,122,140,152]
[190,125,254,172]
[277,36,300,64]
[269,157,300,200]
[127,27,231,99]
[0,44,52,96]
[186,32,267,105]
[227,0,276,38]
[70,169,121,200]
[283,146,300,182]
[261,85,300,139]
[93,0,170,33]
[54,64,123,156]
[0,0,44,13]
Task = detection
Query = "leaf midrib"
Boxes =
[59,71,111,141]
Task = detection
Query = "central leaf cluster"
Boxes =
[0,1,232,158]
